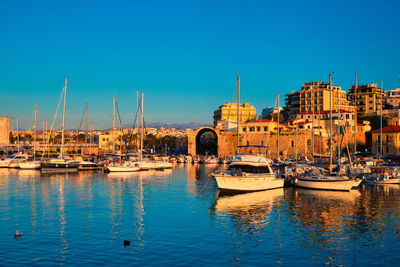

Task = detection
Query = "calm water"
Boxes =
[1,165,400,266]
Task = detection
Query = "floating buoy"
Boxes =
[14,230,22,239]
[123,240,130,247]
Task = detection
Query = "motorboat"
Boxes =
[295,168,357,191]
[19,160,42,170]
[212,154,284,193]
[0,153,29,168]
[41,158,79,172]
[107,161,140,172]
[77,160,102,171]
[364,166,400,184]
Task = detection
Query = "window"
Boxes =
[386,135,389,144]
[243,127,246,132]
[257,127,261,132]
[249,127,255,132]
[291,140,294,147]
[264,126,268,131]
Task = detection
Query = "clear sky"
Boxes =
[1,0,399,129]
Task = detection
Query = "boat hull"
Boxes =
[296,178,356,191]
[365,178,400,184]
[213,174,284,193]
[107,166,140,172]
[19,162,42,170]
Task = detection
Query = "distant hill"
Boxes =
[144,122,208,129]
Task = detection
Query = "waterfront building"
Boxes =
[371,125,400,156]
[213,102,257,127]
[0,117,10,146]
[284,91,300,119]
[347,83,384,116]
[299,81,353,113]
[385,88,400,108]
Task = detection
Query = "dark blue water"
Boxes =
[1,165,400,266]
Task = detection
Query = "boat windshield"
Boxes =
[229,164,271,174]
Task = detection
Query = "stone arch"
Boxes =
[195,127,218,156]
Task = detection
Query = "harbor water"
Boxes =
[1,165,400,266]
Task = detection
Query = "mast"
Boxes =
[141,92,144,161]
[120,120,123,165]
[236,74,240,155]
[137,90,140,156]
[311,84,314,163]
[277,93,280,160]
[354,73,357,156]
[337,82,341,162]
[329,74,333,173]
[60,78,67,158]
[380,80,383,158]
[85,101,88,155]
[113,96,116,154]
[34,104,37,160]
[17,117,19,153]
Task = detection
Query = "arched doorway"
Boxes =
[196,128,218,156]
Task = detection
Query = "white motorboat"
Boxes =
[295,169,356,191]
[364,166,400,184]
[0,153,29,168]
[107,161,140,172]
[213,154,284,193]
[19,160,42,170]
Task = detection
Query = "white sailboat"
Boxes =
[20,104,42,169]
[213,75,284,193]
[41,78,79,172]
[295,74,358,191]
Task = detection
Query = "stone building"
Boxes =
[371,125,400,156]
[0,117,10,146]
[347,83,384,116]
[213,102,257,127]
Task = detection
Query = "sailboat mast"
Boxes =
[34,104,37,160]
[337,83,341,161]
[311,84,314,163]
[85,101,88,155]
[61,78,67,158]
[113,96,116,154]
[141,92,144,161]
[380,80,383,158]
[137,90,140,155]
[17,118,19,153]
[354,73,357,155]
[277,93,280,160]
[329,74,333,173]
[236,74,240,155]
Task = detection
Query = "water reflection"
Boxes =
[213,188,284,228]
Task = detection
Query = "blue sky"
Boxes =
[1,0,399,129]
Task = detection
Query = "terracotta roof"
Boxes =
[246,119,272,123]
[299,109,351,115]
[372,125,400,133]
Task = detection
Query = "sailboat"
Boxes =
[41,78,79,172]
[295,74,359,191]
[20,104,42,169]
[213,75,284,193]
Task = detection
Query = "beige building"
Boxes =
[0,117,10,146]
[385,88,400,108]
[299,81,353,113]
[371,125,400,156]
[213,102,257,127]
[347,83,384,116]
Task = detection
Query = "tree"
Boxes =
[359,115,388,131]
[144,134,157,148]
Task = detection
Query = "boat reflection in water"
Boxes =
[212,188,284,229]
[106,168,173,179]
